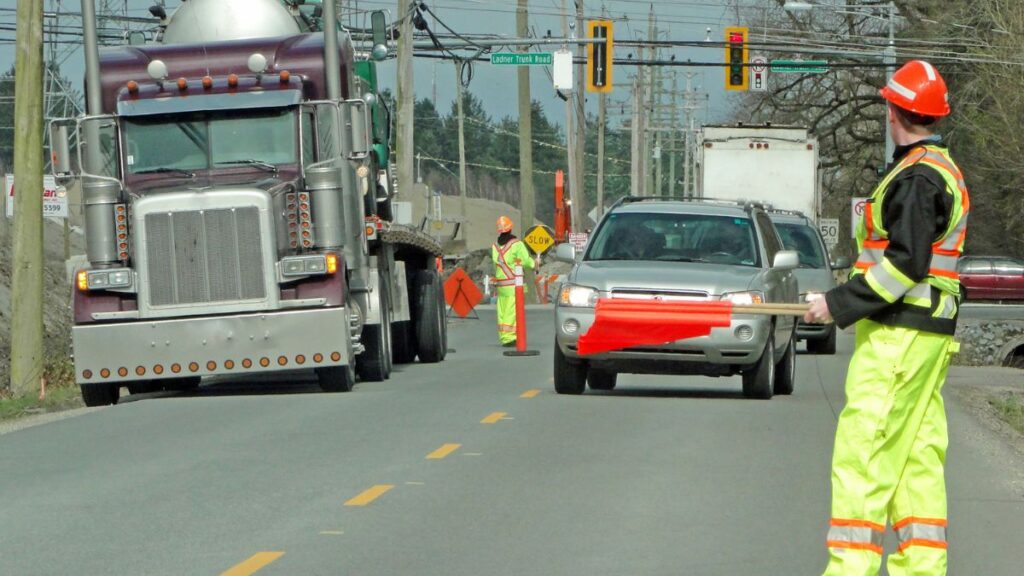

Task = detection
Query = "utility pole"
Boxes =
[572,0,586,230]
[395,0,414,198]
[455,61,468,230]
[668,71,678,198]
[516,0,534,234]
[630,59,644,197]
[596,93,606,219]
[11,0,45,395]
[560,0,577,229]
[645,10,657,197]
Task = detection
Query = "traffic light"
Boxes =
[724,26,749,91]
[586,20,613,93]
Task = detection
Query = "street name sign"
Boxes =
[490,53,553,66]
[770,59,828,74]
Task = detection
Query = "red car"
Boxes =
[958,256,1024,300]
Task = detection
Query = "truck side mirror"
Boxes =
[48,120,75,181]
[370,10,389,61]
[344,99,372,161]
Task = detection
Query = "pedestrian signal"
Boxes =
[724,26,748,91]
[587,20,613,93]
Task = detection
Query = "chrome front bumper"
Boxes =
[72,307,351,384]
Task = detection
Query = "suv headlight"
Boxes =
[721,290,764,305]
[558,284,600,308]
[802,291,825,303]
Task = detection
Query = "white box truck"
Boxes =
[697,124,820,220]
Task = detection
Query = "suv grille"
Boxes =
[144,208,266,306]
[610,289,709,301]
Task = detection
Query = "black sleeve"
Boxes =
[825,166,952,328]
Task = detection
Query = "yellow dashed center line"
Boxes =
[220,552,284,576]
[426,443,462,459]
[481,411,507,424]
[520,389,541,398]
[344,484,395,506]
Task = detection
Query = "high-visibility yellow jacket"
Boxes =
[492,236,535,290]
[826,139,969,335]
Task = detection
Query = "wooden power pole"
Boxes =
[395,0,415,198]
[516,0,538,302]
[10,0,45,395]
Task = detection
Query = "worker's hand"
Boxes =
[804,297,833,324]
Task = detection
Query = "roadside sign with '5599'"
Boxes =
[5,174,68,219]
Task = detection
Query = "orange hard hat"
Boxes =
[497,216,513,233]
[879,60,950,118]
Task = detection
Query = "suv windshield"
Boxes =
[587,211,760,267]
[774,222,826,268]
[123,108,297,175]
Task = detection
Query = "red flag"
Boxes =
[576,299,733,356]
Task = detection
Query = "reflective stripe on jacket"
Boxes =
[851,144,969,321]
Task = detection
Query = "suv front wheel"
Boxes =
[742,334,775,400]
[554,343,588,395]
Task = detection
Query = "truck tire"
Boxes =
[742,334,775,400]
[774,332,796,396]
[437,273,449,360]
[588,369,617,391]
[414,270,444,363]
[392,320,416,364]
[554,343,587,395]
[80,383,119,407]
[317,364,355,392]
[356,280,392,382]
[807,325,837,355]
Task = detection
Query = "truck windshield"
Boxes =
[586,212,760,267]
[123,108,296,175]
[774,222,827,268]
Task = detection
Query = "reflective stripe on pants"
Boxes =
[496,286,517,344]
[823,320,955,576]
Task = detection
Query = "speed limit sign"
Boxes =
[818,218,839,247]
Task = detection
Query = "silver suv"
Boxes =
[768,210,850,354]
[553,198,799,399]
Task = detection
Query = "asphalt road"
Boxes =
[1,309,1023,575]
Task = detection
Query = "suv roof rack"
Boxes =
[609,196,764,211]
[766,208,810,219]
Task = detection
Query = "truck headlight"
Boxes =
[77,268,133,291]
[558,284,599,308]
[721,290,764,305]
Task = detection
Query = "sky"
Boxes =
[0,0,750,125]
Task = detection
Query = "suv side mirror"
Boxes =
[831,256,851,270]
[773,250,799,270]
[554,243,577,263]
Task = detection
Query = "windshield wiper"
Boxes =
[215,159,279,173]
[133,167,195,178]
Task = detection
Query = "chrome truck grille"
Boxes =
[144,207,266,306]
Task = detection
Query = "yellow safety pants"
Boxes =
[824,320,957,576]
[496,285,517,345]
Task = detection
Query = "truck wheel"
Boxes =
[80,383,119,407]
[774,333,796,396]
[356,283,391,382]
[807,326,837,355]
[317,364,355,392]
[414,270,444,363]
[392,320,416,364]
[588,369,617,391]
[742,334,775,400]
[554,343,587,395]
[437,272,449,360]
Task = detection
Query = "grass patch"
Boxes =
[0,358,83,422]
[988,392,1024,436]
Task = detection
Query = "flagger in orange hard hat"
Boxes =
[879,59,950,117]
[808,57,969,575]
[496,216,514,234]
[491,215,534,346]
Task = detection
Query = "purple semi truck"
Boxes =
[49,0,446,406]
